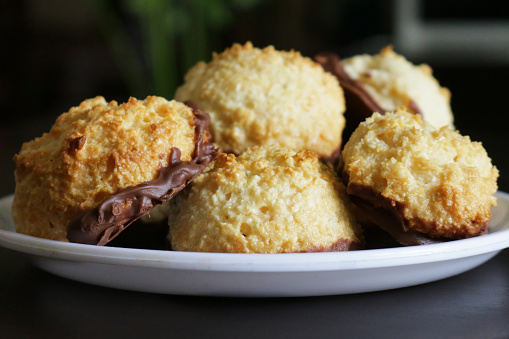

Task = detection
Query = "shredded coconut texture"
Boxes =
[175,42,345,156]
[170,146,363,253]
[343,110,498,238]
[13,96,199,241]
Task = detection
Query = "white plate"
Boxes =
[1,192,509,297]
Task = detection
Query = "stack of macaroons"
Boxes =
[170,43,498,250]
[168,42,367,253]
[11,42,499,254]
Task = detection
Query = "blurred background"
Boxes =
[1,0,509,196]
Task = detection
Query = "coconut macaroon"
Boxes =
[175,42,346,158]
[169,146,364,253]
[315,46,453,142]
[342,110,498,245]
[12,96,217,244]
[342,46,453,128]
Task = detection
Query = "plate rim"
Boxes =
[1,192,509,273]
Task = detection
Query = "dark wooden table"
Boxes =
[1,244,509,339]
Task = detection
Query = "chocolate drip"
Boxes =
[315,52,384,115]
[341,168,447,246]
[344,172,491,246]
[347,187,446,246]
[67,103,218,246]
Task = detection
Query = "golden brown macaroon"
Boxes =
[341,46,453,128]
[342,110,498,245]
[175,42,346,157]
[12,96,216,243]
[169,146,364,253]
[315,46,453,143]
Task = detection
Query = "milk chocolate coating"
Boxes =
[314,52,384,143]
[346,182,447,246]
[339,166,446,246]
[67,102,218,246]
[343,168,489,246]
[314,52,422,143]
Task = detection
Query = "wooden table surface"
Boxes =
[1,243,509,339]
